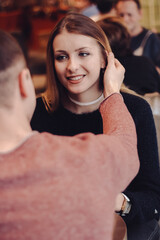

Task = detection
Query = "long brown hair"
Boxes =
[42,12,111,113]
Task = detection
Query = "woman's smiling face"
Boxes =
[53,30,105,98]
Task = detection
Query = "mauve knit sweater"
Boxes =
[0,94,139,240]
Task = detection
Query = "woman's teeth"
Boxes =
[67,75,84,81]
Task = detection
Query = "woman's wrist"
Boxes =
[103,89,120,98]
[115,193,131,216]
[103,92,123,101]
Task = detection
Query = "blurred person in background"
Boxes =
[97,16,160,95]
[73,0,99,17]
[91,0,116,22]
[115,0,160,74]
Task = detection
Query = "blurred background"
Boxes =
[0,0,160,95]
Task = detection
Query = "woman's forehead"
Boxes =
[53,31,100,51]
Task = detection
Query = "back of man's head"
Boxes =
[114,0,141,9]
[0,30,26,108]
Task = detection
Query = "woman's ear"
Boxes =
[101,59,106,69]
[101,50,108,68]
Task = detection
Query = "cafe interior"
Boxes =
[0,0,159,94]
[0,0,159,154]
[0,1,160,239]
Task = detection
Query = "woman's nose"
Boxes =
[66,57,79,73]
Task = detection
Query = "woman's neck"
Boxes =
[62,91,104,114]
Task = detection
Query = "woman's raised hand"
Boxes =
[103,52,125,98]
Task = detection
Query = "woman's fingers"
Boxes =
[103,52,125,98]
[107,52,115,67]
[114,58,125,71]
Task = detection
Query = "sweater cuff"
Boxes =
[100,92,123,109]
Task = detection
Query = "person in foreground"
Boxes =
[31,13,160,239]
[0,30,139,240]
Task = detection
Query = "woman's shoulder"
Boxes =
[31,97,49,125]
[121,91,145,102]
[36,97,45,108]
[121,92,152,114]
[34,97,54,116]
[121,92,155,130]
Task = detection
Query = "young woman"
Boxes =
[31,12,160,239]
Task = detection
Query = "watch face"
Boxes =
[115,195,131,216]
[123,200,131,215]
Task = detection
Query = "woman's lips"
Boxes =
[66,75,85,83]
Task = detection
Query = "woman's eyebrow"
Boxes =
[54,47,91,53]
[54,50,67,54]
[75,47,91,52]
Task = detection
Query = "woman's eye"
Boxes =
[79,52,90,57]
[55,55,68,61]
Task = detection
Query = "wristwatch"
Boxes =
[116,194,131,216]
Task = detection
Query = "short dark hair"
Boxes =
[89,0,97,3]
[0,30,25,71]
[114,0,141,9]
[97,0,114,14]
[0,30,26,107]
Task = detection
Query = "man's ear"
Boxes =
[138,9,143,20]
[18,68,30,98]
